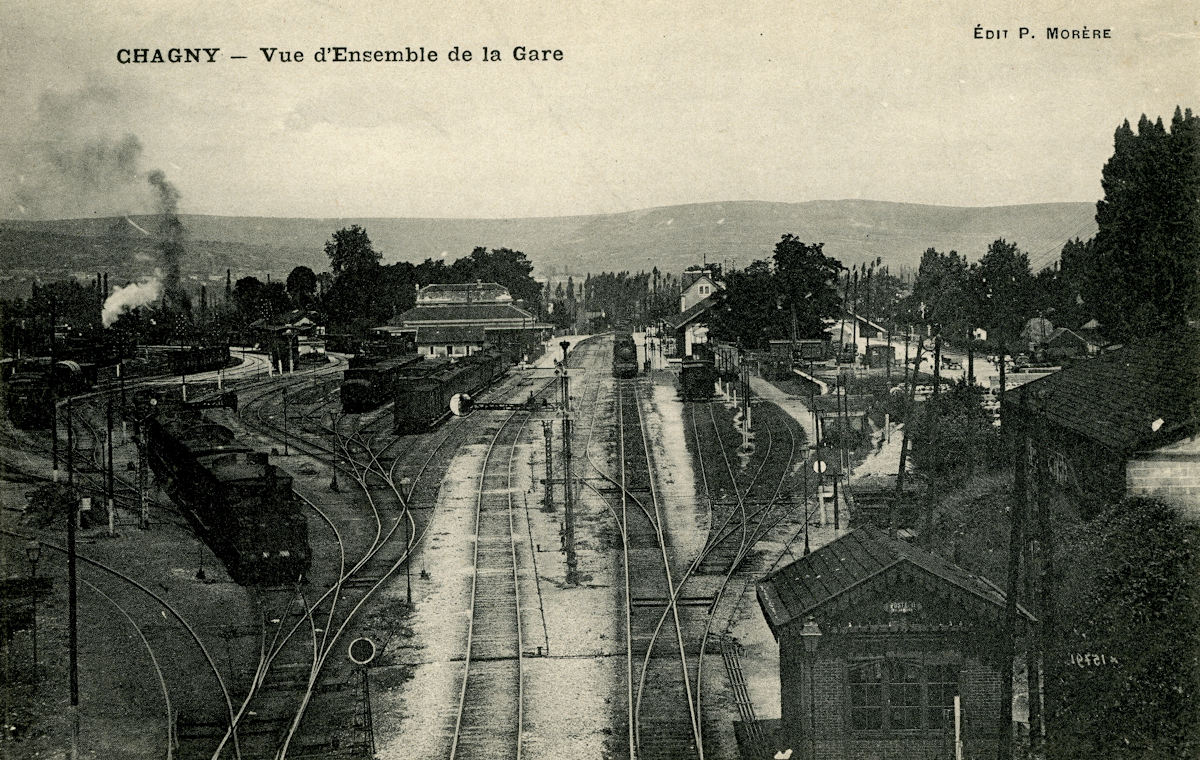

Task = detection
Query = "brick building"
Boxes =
[1005,328,1200,522]
[757,527,1030,759]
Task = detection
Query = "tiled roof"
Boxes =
[757,527,1022,632]
[1009,329,1200,453]
[392,302,536,325]
[415,325,487,344]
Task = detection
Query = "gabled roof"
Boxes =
[1047,326,1094,347]
[846,312,887,334]
[682,269,722,291]
[1010,328,1200,453]
[667,293,719,331]
[757,527,1026,633]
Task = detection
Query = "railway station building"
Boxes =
[756,527,1030,760]
[386,282,550,361]
[1004,328,1200,522]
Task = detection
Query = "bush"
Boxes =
[1054,498,1200,759]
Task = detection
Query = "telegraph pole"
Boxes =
[106,395,115,536]
[559,341,577,583]
[932,332,942,397]
[67,398,79,713]
[282,386,290,456]
[542,421,554,511]
[51,297,59,480]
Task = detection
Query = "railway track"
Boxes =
[570,336,814,760]
[568,337,701,760]
[218,356,566,758]
[448,408,528,760]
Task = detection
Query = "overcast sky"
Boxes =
[1,0,1196,219]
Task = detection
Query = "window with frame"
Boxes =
[848,658,959,732]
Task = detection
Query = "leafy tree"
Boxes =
[232,276,289,327]
[286,265,317,309]
[1054,497,1199,759]
[708,260,784,348]
[913,248,972,341]
[322,268,393,331]
[971,238,1034,349]
[325,225,381,275]
[772,235,843,339]
[909,379,1002,483]
[1082,109,1200,338]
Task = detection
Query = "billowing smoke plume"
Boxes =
[147,169,189,312]
[6,82,150,218]
[102,276,162,326]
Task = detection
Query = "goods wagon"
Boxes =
[612,333,639,378]
[393,349,507,433]
[144,406,310,585]
[340,354,425,413]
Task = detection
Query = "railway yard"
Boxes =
[0,333,844,760]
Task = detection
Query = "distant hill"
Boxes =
[0,200,1096,297]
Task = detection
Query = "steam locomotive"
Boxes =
[144,403,311,585]
[393,349,508,433]
[612,333,639,378]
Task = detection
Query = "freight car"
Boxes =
[680,348,718,401]
[144,406,310,585]
[167,345,230,376]
[340,354,425,413]
[393,349,508,433]
[612,333,639,378]
[4,359,99,429]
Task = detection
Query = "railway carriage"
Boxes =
[392,349,508,433]
[166,345,230,376]
[145,408,311,585]
[340,354,425,413]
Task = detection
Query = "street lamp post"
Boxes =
[26,540,41,685]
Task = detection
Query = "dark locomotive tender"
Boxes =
[680,345,718,401]
[144,403,311,585]
[340,354,425,413]
[4,359,99,429]
[612,332,639,378]
[393,349,508,433]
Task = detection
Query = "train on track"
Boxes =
[612,333,639,378]
[680,345,718,401]
[144,402,311,585]
[3,359,99,428]
[164,344,231,376]
[393,348,508,433]
[340,354,426,413]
